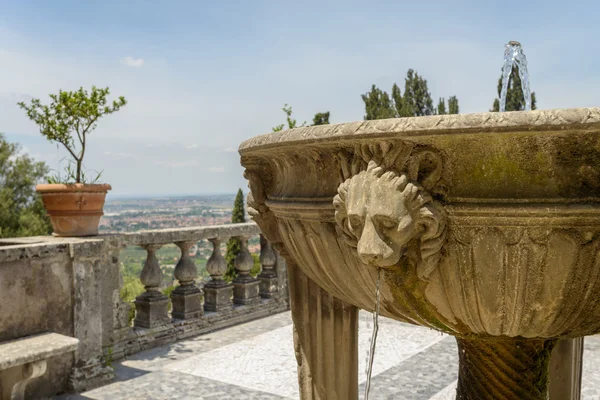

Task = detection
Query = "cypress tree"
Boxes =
[448,96,459,114]
[225,188,246,281]
[363,70,460,120]
[361,85,396,120]
[403,69,435,116]
[491,65,537,112]
[437,98,447,115]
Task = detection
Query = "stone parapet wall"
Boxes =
[0,222,289,398]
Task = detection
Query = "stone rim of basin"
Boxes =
[239,107,600,151]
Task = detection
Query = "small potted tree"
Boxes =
[18,86,127,236]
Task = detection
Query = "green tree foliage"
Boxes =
[250,253,261,277]
[448,96,459,114]
[312,112,330,126]
[272,104,307,132]
[402,69,435,116]
[491,66,537,112]
[273,104,330,130]
[436,96,459,115]
[0,134,52,238]
[437,98,447,115]
[362,69,459,119]
[18,86,127,183]
[361,85,396,120]
[225,189,246,281]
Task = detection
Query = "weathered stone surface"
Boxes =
[259,276,278,299]
[0,333,78,370]
[233,280,260,306]
[1,360,47,400]
[134,294,170,328]
[171,286,203,320]
[287,260,358,399]
[203,284,233,312]
[114,222,261,247]
[0,247,76,398]
[240,108,600,399]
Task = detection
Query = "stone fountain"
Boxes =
[240,107,600,399]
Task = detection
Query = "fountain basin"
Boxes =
[240,108,600,399]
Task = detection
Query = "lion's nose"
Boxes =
[357,219,394,266]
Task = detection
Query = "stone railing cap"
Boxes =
[0,223,261,262]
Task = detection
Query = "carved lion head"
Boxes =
[333,159,446,280]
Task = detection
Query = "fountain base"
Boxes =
[456,337,557,400]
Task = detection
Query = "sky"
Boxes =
[1,0,600,196]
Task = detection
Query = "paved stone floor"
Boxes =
[56,311,600,400]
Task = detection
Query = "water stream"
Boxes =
[364,268,382,400]
[500,41,532,112]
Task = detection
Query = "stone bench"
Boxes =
[0,333,79,400]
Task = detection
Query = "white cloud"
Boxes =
[186,144,199,149]
[104,151,136,158]
[154,160,200,168]
[209,167,225,173]
[123,56,144,68]
[223,147,237,153]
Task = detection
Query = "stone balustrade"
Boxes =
[0,223,289,398]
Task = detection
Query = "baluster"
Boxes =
[258,234,278,299]
[233,235,260,305]
[134,244,170,328]
[203,238,234,312]
[171,241,203,320]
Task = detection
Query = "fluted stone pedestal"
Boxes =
[288,259,358,400]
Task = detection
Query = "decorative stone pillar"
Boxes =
[203,238,233,312]
[549,337,584,400]
[287,257,358,399]
[134,244,170,328]
[171,241,203,320]
[258,234,278,299]
[456,337,557,400]
[232,236,260,305]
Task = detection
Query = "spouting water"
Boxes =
[500,41,531,112]
[364,268,382,400]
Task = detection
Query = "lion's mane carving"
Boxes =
[333,149,447,281]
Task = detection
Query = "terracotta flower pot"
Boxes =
[36,183,112,237]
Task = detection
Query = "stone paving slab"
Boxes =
[54,312,600,400]
[359,337,458,400]
[582,335,600,400]
[72,371,289,400]
[164,312,450,399]
[117,311,293,375]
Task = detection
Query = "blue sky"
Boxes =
[1,0,599,196]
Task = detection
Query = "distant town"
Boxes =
[99,194,237,233]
